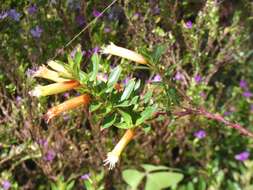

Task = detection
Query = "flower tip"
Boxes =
[29,87,42,97]
[103,152,119,170]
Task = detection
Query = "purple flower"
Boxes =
[185,21,193,29]
[2,180,11,190]
[76,14,85,26]
[235,151,250,161]
[63,114,70,121]
[27,4,37,15]
[242,91,252,98]
[26,68,36,77]
[123,77,131,86]
[104,27,111,33]
[0,11,8,20]
[93,46,100,54]
[194,75,202,84]
[63,92,70,99]
[152,74,162,82]
[16,96,22,104]
[80,173,90,180]
[43,149,55,162]
[199,92,206,98]
[92,9,102,18]
[8,9,21,21]
[174,72,183,81]
[239,80,248,89]
[30,26,43,38]
[194,130,206,139]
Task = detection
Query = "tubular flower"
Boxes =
[29,81,80,97]
[102,43,148,64]
[47,60,72,78]
[32,65,69,82]
[104,129,134,170]
[44,94,91,123]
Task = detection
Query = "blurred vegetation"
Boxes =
[0,0,253,189]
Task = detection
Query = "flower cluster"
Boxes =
[29,60,91,123]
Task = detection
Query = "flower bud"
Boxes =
[33,65,69,82]
[47,60,72,78]
[102,43,147,64]
[29,81,80,97]
[44,94,91,122]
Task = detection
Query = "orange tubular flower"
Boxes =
[102,43,148,65]
[29,80,80,97]
[104,129,135,170]
[44,94,91,123]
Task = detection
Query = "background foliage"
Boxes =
[0,0,253,189]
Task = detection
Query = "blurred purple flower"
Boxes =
[235,151,250,161]
[43,149,55,162]
[63,114,70,121]
[30,26,43,38]
[174,72,183,81]
[26,68,36,77]
[93,46,100,54]
[76,14,85,26]
[0,12,8,20]
[104,27,111,33]
[8,9,21,21]
[93,9,102,17]
[200,92,206,98]
[224,111,231,116]
[152,74,162,82]
[243,91,252,98]
[194,75,202,84]
[28,4,37,15]
[80,173,90,180]
[194,130,206,139]
[123,76,131,86]
[239,80,248,89]
[2,180,11,190]
[153,6,160,14]
[63,92,70,99]
[16,96,22,104]
[133,12,141,18]
[38,139,48,148]
[185,21,193,29]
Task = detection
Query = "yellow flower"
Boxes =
[102,43,148,64]
[104,129,134,169]
[33,65,69,82]
[47,60,72,78]
[29,81,80,97]
[44,94,91,123]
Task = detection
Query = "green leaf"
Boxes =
[74,51,82,67]
[145,172,183,190]
[134,79,141,90]
[122,169,145,190]
[151,44,167,64]
[141,164,169,172]
[120,79,136,101]
[90,53,100,81]
[66,181,75,190]
[102,114,117,129]
[114,122,129,129]
[118,109,133,126]
[136,106,156,126]
[143,90,153,104]
[107,66,122,87]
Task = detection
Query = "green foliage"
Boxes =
[122,164,183,190]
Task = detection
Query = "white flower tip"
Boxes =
[29,86,42,97]
[103,152,119,170]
